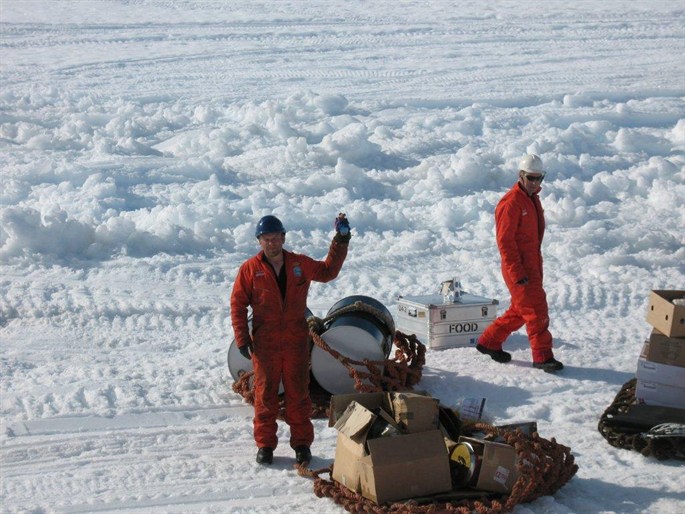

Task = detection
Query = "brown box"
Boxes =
[329,392,388,427]
[333,402,373,438]
[332,432,365,492]
[390,392,440,433]
[457,436,520,493]
[641,329,685,368]
[331,394,452,505]
[646,290,685,338]
[329,391,438,433]
[359,430,452,504]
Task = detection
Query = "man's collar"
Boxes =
[260,250,286,262]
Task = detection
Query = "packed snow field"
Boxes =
[1,1,684,513]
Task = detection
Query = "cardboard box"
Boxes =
[330,394,452,504]
[457,436,520,493]
[334,401,380,440]
[332,432,365,492]
[390,392,440,433]
[636,357,685,388]
[329,391,437,433]
[396,292,498,349]
[635,379,685,409]
[359,429,452,504]
[332,400,401,491]
[641,330,685,368]
[646,290,685,338]
[329,392,389,427]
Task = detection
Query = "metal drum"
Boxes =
[311,295,395,395]
[227,308,313,395]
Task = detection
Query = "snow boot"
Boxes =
[476,344,512,363]
[256,447,274,465]
[533,357,564,373]
[294,445,311,464]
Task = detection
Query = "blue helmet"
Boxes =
[255,215,286,238]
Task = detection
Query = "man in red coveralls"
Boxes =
[476,154,563,373]
[231,214,350,464]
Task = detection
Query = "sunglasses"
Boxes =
[522,173,544,182]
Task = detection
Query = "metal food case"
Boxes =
[396,280,498,349]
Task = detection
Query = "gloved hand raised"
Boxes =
[238,340,254,360]
[334,213,351,244]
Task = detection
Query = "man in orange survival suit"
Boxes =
[476,154,563,373]
[231,214,350,465]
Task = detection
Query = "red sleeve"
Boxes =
[495,199,526,283]
[230,261,253,348]
[311,239,348,283]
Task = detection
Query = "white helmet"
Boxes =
[518,154,545,175]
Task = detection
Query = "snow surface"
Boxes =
[1,1,684,513]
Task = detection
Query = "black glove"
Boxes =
[238,340,253,360]
[333,213,351,244]
[516,277,529,285]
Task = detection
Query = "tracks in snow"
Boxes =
[4,12,681,102]
[0,404,322,514]
[4,405,251,437]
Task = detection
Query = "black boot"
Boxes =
[294,445,312,464]
[533,357,564,373]
[476,344,512,363]
[256,447,274,465]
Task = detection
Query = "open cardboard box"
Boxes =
[330,394,451,505]
[328,390,438,431]
[389,391,440,433]
[457,436,520,494]
[329,391,389,427]
[646,290,685,338]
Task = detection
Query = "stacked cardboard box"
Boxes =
[635,290,685,409]
[329,391,451,505]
